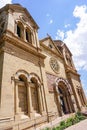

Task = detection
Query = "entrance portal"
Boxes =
[58,86,70,114]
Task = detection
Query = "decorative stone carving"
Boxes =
[55,77,72,94]
[49,57,59,73]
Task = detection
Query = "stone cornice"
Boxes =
[66,67,80,77]
[0,33,46,59]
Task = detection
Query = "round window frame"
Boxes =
[49,57,59,73]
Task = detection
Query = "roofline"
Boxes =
[0,4,39,29]
[40,36,63,56]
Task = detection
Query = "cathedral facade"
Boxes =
[0,4,86,130]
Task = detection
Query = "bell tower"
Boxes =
[0,4,46,122]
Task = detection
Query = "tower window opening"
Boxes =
[17,25,21,37]
[26,29,32,43]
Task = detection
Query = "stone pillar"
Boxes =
[24,27,26,41]
[32,31,36,46]
[66,96,72,113]
[35,29,40,48]
[63,96,69,113]
[27,83,34,118]
[31,31,34,45]
[81,89,87,105]
[14,22,18,36]
[71,94,77,111]
[58,95,63,116]
[15,83,19,114]
[38,87,43,113]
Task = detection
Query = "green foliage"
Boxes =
[52,127,56,130]
[44,128,50,130]
[43,112,87,130]
[75,111,86,122]
[60,121,65,126]
[65,117,73,127]
[55,126,60,130]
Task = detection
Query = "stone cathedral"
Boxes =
[0,4,87,130]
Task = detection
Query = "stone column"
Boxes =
[32,31,36,46]
[37,87,44,114]
[24,27,26,41]
[66,96,72,113]
[71,94,77,111]
[58,95,63,116]
[14,22,18,36]
[27,83,34,118]
[15,83,19,114]
[63,96,69,113]
[35,29,40,48]
[81,90,86,106]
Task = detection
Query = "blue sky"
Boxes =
[0,0,87,96]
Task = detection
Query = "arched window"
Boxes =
[17,25,21,37]
[25,28,32,43]
[18,74,28,115]
[0,22,5,36]
[30,77,40,113]
[16,22,24,39]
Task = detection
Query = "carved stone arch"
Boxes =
[55,77,75,115]
[25,24,33,32]
[15,19,24,39]
[14,69,29,81]
[25,26,32,43]
[16,19,24,27]
[29,72,41,85]
[55,77,72,94]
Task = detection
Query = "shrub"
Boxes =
[52,127,56,130]
[55,126,60,130]
[43,111,87,130]
[75,111,86,122]
[59,120,66,130]
[65,117,74,127]
[60,121,65,126]
[44,128,50,130]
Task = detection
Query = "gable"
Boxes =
[40,37,62,57]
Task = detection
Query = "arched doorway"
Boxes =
[55,78,75,116]
[58,84,70,114]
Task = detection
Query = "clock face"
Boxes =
[50,57,59,73]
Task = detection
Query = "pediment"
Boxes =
[40,36,62,57]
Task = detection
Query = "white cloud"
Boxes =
[56,5,87,71]
[64,24,70,28]
[0,0,12,8]
[55,30,64,40]
[49,19,53,24]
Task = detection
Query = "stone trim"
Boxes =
[55,77,72,94]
